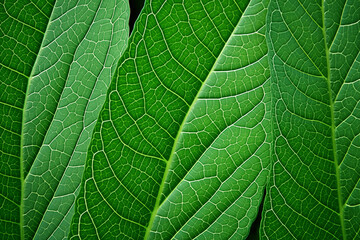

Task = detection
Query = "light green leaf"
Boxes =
[262,0,360,239]
[70,0,270,239]
[0,0,129,239]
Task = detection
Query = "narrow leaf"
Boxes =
[1,0,130,239]
[262,0,360,239]
[22,1,129,239]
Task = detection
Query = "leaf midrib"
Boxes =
[19,1,55,237]
[20,1,103,239]
[321,2,346,239]
[142,2,247,239]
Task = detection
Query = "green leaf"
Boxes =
[70,0,270,239]
[0,1,55,239]
[262,0,360,239]
[0,0,129,239]
[3,0,358,238]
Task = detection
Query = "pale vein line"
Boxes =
[103,150,151,211]
[170,142,266,239]
[24,0,102,179]
[295,0,322,29]
[0,62,28,78]
[277,3,326,78]
[183,155,265,239]
[112,91,168,161]
[0,101,22,111]
[83,179,101,240]
[3,6,44,34]
[0,124,21,136]
[343,174,360,207]
[328,0,348,49]
[333,50,360,102]
[159,99,265,208]
[106,118,166,163]
[0,193,20,207]
[149,10,203,84]
[29,0,51,18]
[142,35,190,107]
[91,166,147,229]
[213,54,267,73]
[338,132,360,168]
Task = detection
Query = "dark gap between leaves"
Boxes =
[129,0,145,34]
[247,188,266,240]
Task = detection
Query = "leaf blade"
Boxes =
[0,1,55,239]
[262,0,360,239]
[70,0,270,239]
[21,1,130,239]
[150,0,270,238]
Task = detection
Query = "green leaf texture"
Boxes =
[70,0,270,239]
[0,1,55,239]
[262,0,360,239]
[0,0,129,239]
[22,1,129,239]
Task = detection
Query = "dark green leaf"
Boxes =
[262,0,360,239]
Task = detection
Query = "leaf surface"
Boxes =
[0,0,129,239]
[0,1,55,239]
[70,0,270,239]
[262,0,360,239]
[22,1,130,239]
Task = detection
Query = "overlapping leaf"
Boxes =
[2,0,359,239]
[0,1,55,238]
[0,0,129,239]
[70,0,270,239]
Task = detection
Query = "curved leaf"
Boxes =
[22,1,129,239]
[0,1,55,239]
[0,0,129,239]
[70,0,270,239]
[262,0,360,239]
